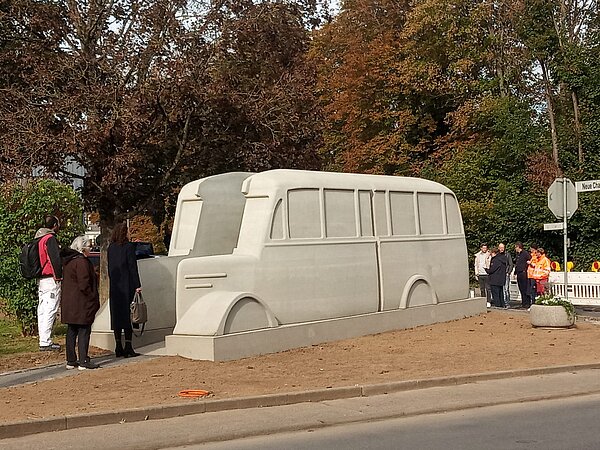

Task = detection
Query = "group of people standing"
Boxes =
[474,242,551,309]
[34,216,142,370]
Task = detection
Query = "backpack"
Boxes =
[19,237,44,279]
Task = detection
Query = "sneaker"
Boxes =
[486,302,491,308]
[39,343,61,352]
[78,359,100,370]
[66,362,78,370]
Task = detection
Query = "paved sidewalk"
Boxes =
[2,368,600,449]
[0,355,156,389]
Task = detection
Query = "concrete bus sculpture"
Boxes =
[91,170,485,360]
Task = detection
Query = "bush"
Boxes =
[0,179,83,336]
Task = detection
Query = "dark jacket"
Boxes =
[502,251,514,275]
[108,242,141,330]
[60,249,99,325]
[486,253,508,286]
[514,249,531,275]
[34,228,62,279]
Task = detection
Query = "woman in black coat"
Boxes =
[108,222,142,357]
[486,247,508,308]
[61,236,100,370]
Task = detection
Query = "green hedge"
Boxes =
[0,179,83,336]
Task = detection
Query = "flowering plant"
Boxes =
[534,293,576,320]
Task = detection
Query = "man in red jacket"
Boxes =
[34,215,63,351]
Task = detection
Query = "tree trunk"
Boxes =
[540,59,560,168]
[497,64,507,98]
[98,212,116,305]
[554,0,585,163]
[572,90,583,163]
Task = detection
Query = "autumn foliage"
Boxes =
[0,0,326,235]
[2,0,600,270]
[311,0,600,266]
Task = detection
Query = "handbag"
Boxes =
[130,291,148,336]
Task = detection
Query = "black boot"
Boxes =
[124,341,140,358]
[114,331,125,357]
[115,343,125,357]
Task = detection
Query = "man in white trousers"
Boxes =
[34,215,63,351]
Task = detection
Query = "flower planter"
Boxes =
[529,304,576,328]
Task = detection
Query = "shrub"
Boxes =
[0,179,83,336]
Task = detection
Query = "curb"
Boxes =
[2,362,600,440]
[0,362,64,378]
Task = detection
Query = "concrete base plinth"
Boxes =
[89,298,175,352]
[165,297,486,361]
[530,304,576,328]
[90,327,174,352]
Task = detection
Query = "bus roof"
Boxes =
[242,169,453,196]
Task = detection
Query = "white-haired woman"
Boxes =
[60,236,100,370]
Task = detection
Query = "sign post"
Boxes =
[562,179,568,301]
[547,178,578,301]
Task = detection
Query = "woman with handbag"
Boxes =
[108,222,142,357]
[61,236,100,370]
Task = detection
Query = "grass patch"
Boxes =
[0,316,39,355]
[0,316,67,356]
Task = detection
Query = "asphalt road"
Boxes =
[183,393,600,450]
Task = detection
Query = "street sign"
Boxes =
[547,178,575,302]
[575,179,600,192]
[548,178,578,219]
[544,222,564,231]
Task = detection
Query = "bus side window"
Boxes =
[358,190,373,237]
[444,194,462,234]
[417,193,443,235]
[373,191,389,236]
[270,199,284,240]
[324,189,356,237]
[172,200,202,252]
[288,189,321,239]
[390,191,416,236]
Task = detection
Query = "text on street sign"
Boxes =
[575,180,600,192]
[544,222,564,231]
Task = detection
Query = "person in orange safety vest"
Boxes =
[532,248,551,296]
[527,244,539,301]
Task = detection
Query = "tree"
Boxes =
[0,179,83,335]
[553,0,597,163]
[311,0,503,175]
[312,0,600,271]
[1,0,326,227]
[1,0,327,298]
[427,96,553,259]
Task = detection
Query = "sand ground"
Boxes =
[1,310,600,423]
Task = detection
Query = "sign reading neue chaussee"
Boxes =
[576,180,600,192]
